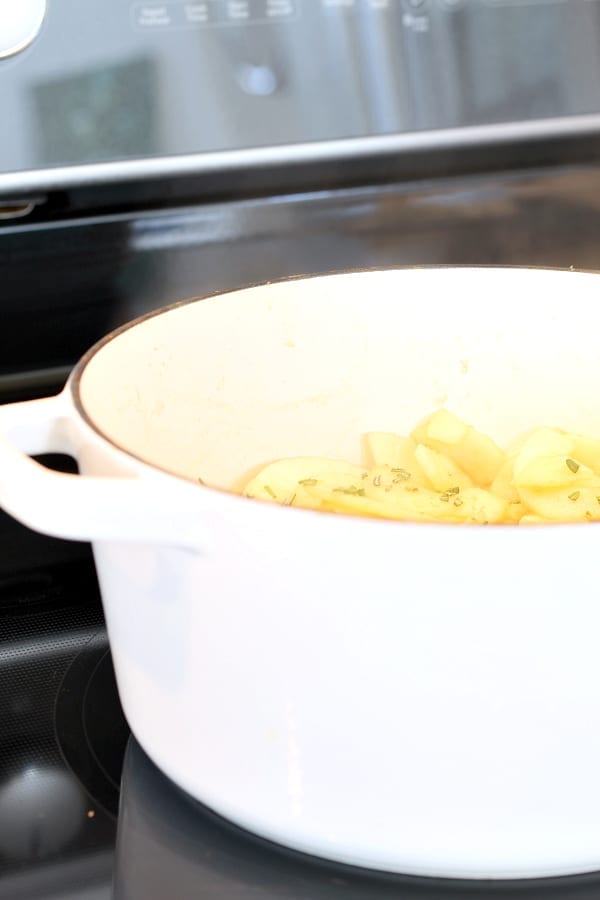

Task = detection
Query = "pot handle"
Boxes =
[0,393,210,549]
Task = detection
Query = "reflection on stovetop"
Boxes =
[116,741,600,900]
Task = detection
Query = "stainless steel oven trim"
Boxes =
[3,112,600,195]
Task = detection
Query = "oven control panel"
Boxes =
[1,0,600,184]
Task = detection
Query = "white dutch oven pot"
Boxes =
[0,268,599,880]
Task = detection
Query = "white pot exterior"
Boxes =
[2,268,600,879]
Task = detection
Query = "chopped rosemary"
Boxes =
[405,486,419,493]
[264,485,276,498]
[361,472,369,479]
[391,468,411,480]
[568,490,581,501]
[566,458,580,473]
[198,476,206,485]
[447,485,460,495]
[453,498,464,507]
[440,493,450,502]
[333,486,365,496]
[586,510,593,521]
[298,478,317,486]
[284,493,296,506]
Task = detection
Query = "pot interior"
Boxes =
[77,268,600,490]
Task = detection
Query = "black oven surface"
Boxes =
[0,449,129,900]
[0,476,119,900]
[3,164,600,402]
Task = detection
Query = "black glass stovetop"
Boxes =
[5,469,600,900]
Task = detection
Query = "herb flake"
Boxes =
[333,486,365,497]
[566,458,580,473]
[568,490,581,501]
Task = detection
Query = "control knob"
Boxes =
[0,0,46,59]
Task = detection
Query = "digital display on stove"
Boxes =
[2,0,600,182]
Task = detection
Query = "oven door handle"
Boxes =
[0,393,212,550]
